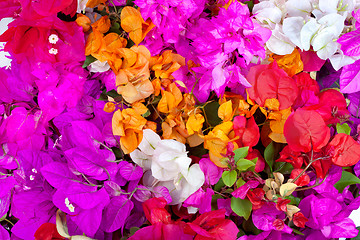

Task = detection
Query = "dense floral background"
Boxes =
[1,0,360,240]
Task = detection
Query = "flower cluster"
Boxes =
[1,0,360,240]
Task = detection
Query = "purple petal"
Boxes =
[340,59,360,94]
[199,157,223,185]
[338,29,360,56]
[101,195,134,232]
[232,180,259,199]
[41,162,96,193]
[119,161,143,181]
[69,121,104,149]
[0,226,9,240]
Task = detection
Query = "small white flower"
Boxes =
[49,48,58,55]
[67,204,75,212]
[31,168,37,173]
[48,34,59,44]
[29,175,35,181]
[65,197,75,212]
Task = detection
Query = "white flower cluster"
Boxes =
[254,0,360,70]
[130,129,205,205]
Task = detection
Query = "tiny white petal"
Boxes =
[29,175,35,181]
[48,34,59,44]
[68,204,75,213]
[49,48,58,55]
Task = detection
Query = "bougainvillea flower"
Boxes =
[290,169,310,186]
[34,223,65,240]
[76,13,91,32]
[304,89,349,124]
[18,0,75,20]
[300,50,326,72]
[252,202,292,234]
[232,180,259,199]
[233,116,260,148]
[339,59,360,94]
[116,45,154,103]
[185,209,239,240]
[199,157,223,186]
[0,16,85,65]
[326,133,360,167]
[293,212,308,228]
[338,28,360,57]
[183,187,214,214]
[268,48,304,77]
[151,139,192,181]
[157,83,183,114]
[120,6,155,45]
[0,107,46,151]
[284,109,330,153]
[247,62,299,110]
[246,149,265,173]
[91,15,111,34]
[204,121,234,167]
[299,195,358,238]
[112,108,147,154]
[292,72,320,109]
[0,0,20,20]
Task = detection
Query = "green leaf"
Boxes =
[264,141,275,172]
[211,194,223,211]
[130,227,140,236]
[0,214,6,222]
[214,178,225,192]
[292,228,305,236]
[274,162,294,175]
[233,146,249,162]
[106,89,120,98]
[109,22,122,35]
[188,143,208,158]
[231,197,252,220]
[222,170,237,187]
[236,159,256,172]
[284,195,301,206]
[336,122,351,135]
[236,178,246,188]
[203,101,222,127]
[82,55,97,68]
[334,171,360,193]
[142,110,151,118]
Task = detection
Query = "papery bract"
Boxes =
[326,133,360,167]
[118,161,143,181]
[247,62,298,110]
[0,226,9,240]
[186,209,238,240]
[34,223,65,240]
[233,116,260,148]
[340,59,360,93]
[338,29,360,56]
[199,157,223,186]
[284,109,330,153]
[101,195,134,232]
